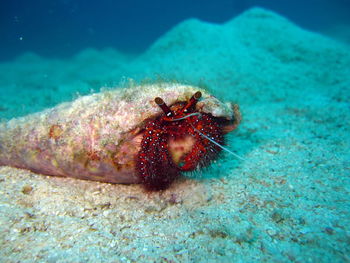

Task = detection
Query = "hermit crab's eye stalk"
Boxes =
[194,91,202,99]
[182,91,202,113]
[155,97,173,116]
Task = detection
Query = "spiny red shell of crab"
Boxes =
[136,113,223,190]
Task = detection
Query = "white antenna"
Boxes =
[190,123,246,161]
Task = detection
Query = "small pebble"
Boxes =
[271,211,284,223]
[22,185,33,195]
[299,227,311,235]
[267,228,277,236]
[324,227,334,235]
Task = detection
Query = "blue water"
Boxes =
[0,0,349,61]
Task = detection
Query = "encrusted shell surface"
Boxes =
[0,83,236,184]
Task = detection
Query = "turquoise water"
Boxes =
[0,6,349,263]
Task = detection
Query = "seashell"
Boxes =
[0,83,241,190]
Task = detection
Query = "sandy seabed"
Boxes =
[0,8,349,263]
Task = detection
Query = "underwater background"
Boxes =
[0,1,350,262]
[1,0,350,61]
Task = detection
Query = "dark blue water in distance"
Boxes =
[0,0,349,61]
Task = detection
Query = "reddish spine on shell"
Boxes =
[136,92,224,190]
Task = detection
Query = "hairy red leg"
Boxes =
[137,120,180,190]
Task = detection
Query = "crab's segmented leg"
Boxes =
[137,120,180,190]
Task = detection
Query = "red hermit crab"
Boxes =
[138,91,239,190]
[0,83,241,191]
